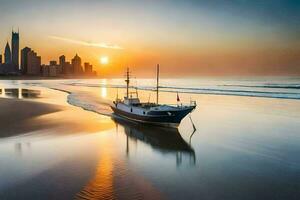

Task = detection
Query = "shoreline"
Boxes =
[0,75,100,80]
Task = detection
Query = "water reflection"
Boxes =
[1,88,41,99]
[100,79,107,98]
[112,116,196,166]
[14,143,22,156]
[14,142,31,157]
[76,141,114,200]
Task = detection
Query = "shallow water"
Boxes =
[0,88,41,99]
[0,78,300,200]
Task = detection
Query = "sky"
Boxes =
[0,0,299,77]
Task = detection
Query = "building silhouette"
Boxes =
[49,60,57,66]
[72,54,83,74]
[21,47,31,74]
[0,31,20,74]
[49,65,57,77]
[84,62,93,75]
[59,55,65,66]
[11,31,19,69]
[49,60,59,76]
[4,42,12,64]
[59,55,66,74]
[27,50,41,75]
[42,64,57,77]
[41,64,48,76]
[0,29,97,77]
[64,61,73,74]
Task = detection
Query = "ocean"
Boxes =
[0,77,299,199]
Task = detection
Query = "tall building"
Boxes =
[84,62,93,75]
[49,65,57,77]
[4,42,12,64]
[42,65,49,77]
[63,62,73,74]
[11,31,19,69]
[71,54,83,74]
[59,55,65,66]
[59,55,66,74]
[27,50,41,75]
[21,47,31,74]
[49,60,58,76]
[60,55,70,74]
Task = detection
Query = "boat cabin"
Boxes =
[124,97,140,105]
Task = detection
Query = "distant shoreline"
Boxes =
[0,75,100,80]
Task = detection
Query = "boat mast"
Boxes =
[156,64,159,104]
[125,67,130,98]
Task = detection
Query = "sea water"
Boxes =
[0,77,299,199]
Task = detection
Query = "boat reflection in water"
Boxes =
[112,115,196,166]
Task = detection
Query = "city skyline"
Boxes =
[0,0,299,77]
[0,30,97,77]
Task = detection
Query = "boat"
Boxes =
[110,65,197,128]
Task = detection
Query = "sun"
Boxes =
[100,56,109,65]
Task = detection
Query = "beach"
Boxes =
[0,98,63,137]
[0,78,299,200]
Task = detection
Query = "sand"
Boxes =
[0,98,63,138]
[0,97,116,138]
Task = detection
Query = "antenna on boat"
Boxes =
[156,64,159,105]
[125,67,130,99]
[134,77,139,98]
[116,88,119,100]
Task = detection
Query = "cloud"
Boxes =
[49,35,124,50]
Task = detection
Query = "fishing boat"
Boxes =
[111,65,197,128]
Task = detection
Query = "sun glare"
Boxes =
[100,56,109,65]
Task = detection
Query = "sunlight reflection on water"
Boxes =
[0,79,299,200]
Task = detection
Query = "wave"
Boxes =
[50,87,113,116]
[67,92,113,116]
[221,84,300,89]
[12,79,300,120]
[43,80,300,115]
[63,82,300,100]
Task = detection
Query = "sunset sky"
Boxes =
[0,0,299,77]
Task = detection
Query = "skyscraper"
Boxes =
[21,47,31,74]
[27,50,41,75]
[4,42,12,64]
[59,55,66,74]
[11,31,19,69]
[71,54,83,74]
[59,55,65,66]
[84,62,93,75]
[59,55,68,74]
[64,62,73,74]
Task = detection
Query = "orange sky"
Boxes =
[0,0,299,77]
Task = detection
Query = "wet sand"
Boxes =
[0,91,165,200]
[0,98,63,138]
